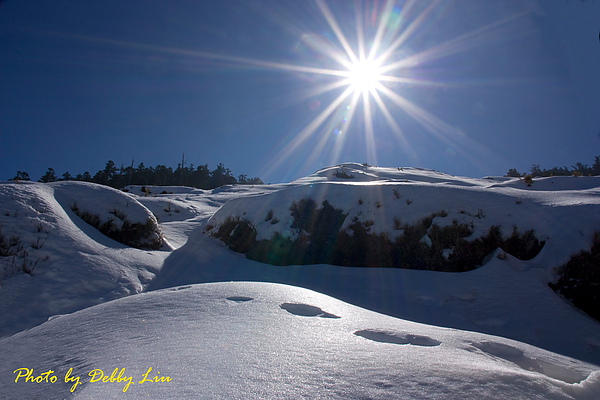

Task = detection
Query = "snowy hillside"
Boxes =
[1,164,599,399]
[0,181,169,335]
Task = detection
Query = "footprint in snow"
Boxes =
[226,296,254,302]
[471,341,587,384]
[354,329,441,347]
[280,303,340,318]
[168,285,192,291]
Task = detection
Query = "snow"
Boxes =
[1,164,599,399]
[1,282,599,399]
[0,181,167,336]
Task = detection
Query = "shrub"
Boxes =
[295,199,346,264]
[110,219,161,249]
[265,209,274,222]
[212,217,257,254]
[244,199,346,265]
[334,169,354,179]
[35,222,46,233]
[290,197,317,232]
[248,232,298,265]
[0,226,48,279]
[211,198,545,272]
[549,231,600,322]
[70,205,162,250]
[109,208,128,220]
[502,226,545,260]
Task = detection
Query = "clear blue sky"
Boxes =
[1,0,599,183]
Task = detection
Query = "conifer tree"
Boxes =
[39,168,57,183]
[10,171,30,181]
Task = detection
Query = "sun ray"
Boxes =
[369,88,415,155]
[315,0,359,68]
[330,94,361,163]
[377,84,460,137]
[294,79,354,109]
[361,89,378,166]
[296,32,355,72]
[36,29,355,79]
[378,74,450,88]
[382,10,530,72]
[375,0,441,67]
[265,86,355,176]
[354,0,367,62]
[367,0,397,62]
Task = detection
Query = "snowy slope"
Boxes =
[0,180,282,336]
[0,181,168,336]
[1,165,599,399]
[0,282,598,400]
[207,164,600,246]
[154,165,600,364]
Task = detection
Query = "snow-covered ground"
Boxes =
[1,163,599,399]
[1,282,599,399]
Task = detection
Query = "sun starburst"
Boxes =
[56,1,529,177]
[259,0,530,176]
[344,58,385,94]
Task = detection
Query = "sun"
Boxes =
[345,58,385,94]
[221,0,527,176]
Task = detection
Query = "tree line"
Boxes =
[9,160,263,190]
[505,156,600,178]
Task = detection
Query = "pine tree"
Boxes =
[530,164,542,177]
[505,168,521,177]
[210,163,236,188]
[10,171,30,181]
[39,168,57,183]
[593,156,600,176]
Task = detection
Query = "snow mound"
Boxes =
[206,172,600,263]
[0,282,597,399]
[0,181,167,337]
[299,163,486,186]
[52,181,165,250]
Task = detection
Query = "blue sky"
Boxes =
[1,0,599,183]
